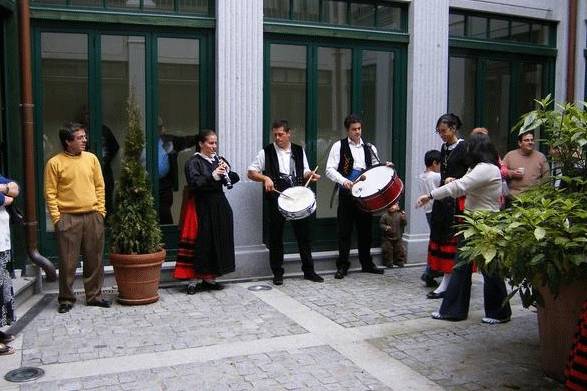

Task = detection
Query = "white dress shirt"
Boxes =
[248,143,311,176]
[325,138,379,185]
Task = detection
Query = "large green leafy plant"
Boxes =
[459,96,587,307]
[109,96,162,254]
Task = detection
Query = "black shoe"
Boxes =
[426,291,445,299]
[420,273,439,288]
[303,273,324,283]
[87,299,112,308]
[202,280,225,291]
[273,276,283,286]
[186,282,207,295]
[57,303,73,313]
[361,267,384,274]
[334,269,345,279]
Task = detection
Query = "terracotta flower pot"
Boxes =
[109,249,166,305]
[536,279,587,382]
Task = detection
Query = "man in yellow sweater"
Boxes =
[44,122,111,313]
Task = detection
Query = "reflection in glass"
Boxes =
[264,0,290,18]
[270,44,307,146]
[467,16,487,39]
[448,56,476,134]
[157,38,200,225]
[101,35,146,219]
[511,22,530,42]
[41,32,88,232]
[518,63,543,121]
[350,3,375,27]
[106,0,140,9]
[322,0,347,25]
[361,50,394,164]
[377,4,401,30]
[484,61,511,156]
[178,0,210,14]
[449,13,465,36]
[489,19,509,40]
[316,47,351,218]
[292,0,319,21]
[70,0,102,6]
[530,24,549,45]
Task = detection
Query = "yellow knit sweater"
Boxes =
[44,151,106,224]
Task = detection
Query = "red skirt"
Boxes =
[173,189,216,281]
[566,300,587,390]
[427,196,465,273]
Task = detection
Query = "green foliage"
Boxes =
[109,95,162,254]
[459,97,587,308]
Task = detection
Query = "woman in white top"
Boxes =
[0,177,18,355]
[417,133,512,324]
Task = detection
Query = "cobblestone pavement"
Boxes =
[0,267,564,390]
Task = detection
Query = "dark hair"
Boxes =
[59,122,85,150]
[517,130,534,142]
[196,129,216,152]
[271,119,290,132]
[436,113,462,131]
[344,113,363,130]
[424,149,441,167]
[466,133,499,168]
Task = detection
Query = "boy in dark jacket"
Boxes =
[379,202,406,267]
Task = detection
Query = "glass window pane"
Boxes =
[350,3,375,28]
[292,0,319,21]
[270,44,307,146]
[157,38,200,225]
[489,18,509,40]
[178,0,210,14]
[322,0,347,25]
[147,0,174,12]
[530,23,549,45]
[264,0,290,19]
[518,63,543,120]
[448,57,476,136]
[511,21,530,42]
[33,0,67,5]
[449,13,465,36]
[484,61,511,156]
[69,0,102,6]
[106,0,140,9]
[377,4,401,30]
[316,47,351,218]
[467,16,487,39]
[360,50,394,164]
[101,35,147,219]
[41,32,88,232]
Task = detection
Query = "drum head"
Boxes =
[278,186,315,215]
[351,166,395,198]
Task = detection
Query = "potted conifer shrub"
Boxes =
[459,96,587,381]
[108,95,165,305]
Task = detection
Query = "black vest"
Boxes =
[263,143,305,196]
[337,138,373,177]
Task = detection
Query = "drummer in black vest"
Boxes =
[247,120,324,286]
[325,114,386,279]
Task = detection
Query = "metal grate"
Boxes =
[4,367,45,383]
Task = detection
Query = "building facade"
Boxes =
[0,0,584,279]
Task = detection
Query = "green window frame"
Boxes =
[32,22,215,262]
[30,0,215,17]
[264,34,407,252]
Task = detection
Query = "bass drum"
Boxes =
[351,165,403,213]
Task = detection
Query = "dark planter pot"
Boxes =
[109,249,166,305]
[536,279,587,382]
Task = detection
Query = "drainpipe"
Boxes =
[567,0,578,103]
[18,0,57,285]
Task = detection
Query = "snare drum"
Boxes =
[277,186,317,220]
[351,165,404,213]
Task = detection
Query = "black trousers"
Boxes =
[268,198,315,278]
[336,192,375,271]
[439,248,512,320]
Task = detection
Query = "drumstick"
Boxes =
[352,174,366,185]
[273,189,295,200]
[304,166,319,187]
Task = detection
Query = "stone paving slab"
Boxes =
[21,286,307,366]
[277,268,487,327]
[369,311,563,391]
[19,346,391,391]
